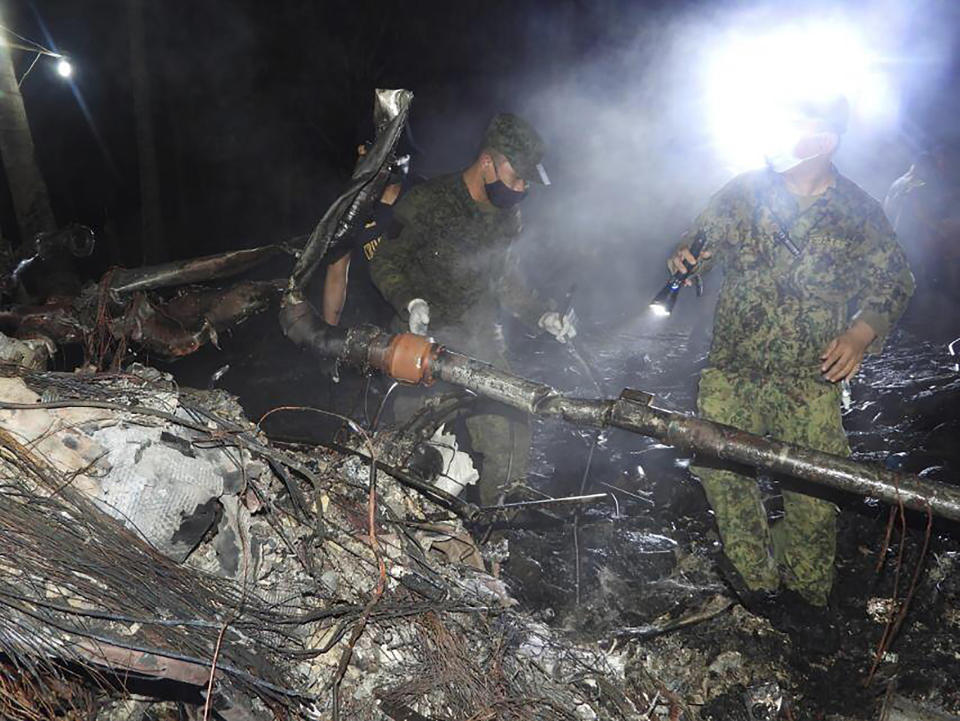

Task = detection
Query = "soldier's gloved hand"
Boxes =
[538,308,577,344]
[406,298,430,336]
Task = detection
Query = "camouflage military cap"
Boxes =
[483,113,550,185]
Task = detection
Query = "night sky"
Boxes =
[4,0,688,266]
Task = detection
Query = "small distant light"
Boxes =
[56,59,72,78]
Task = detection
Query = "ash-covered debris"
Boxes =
[495,325,960,721]
[0,320,957,720]
[0,362,647,720]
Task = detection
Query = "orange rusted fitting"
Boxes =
[380,333,439,385]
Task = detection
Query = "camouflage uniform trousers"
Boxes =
[391,322,530,506]
[691,367,849,606]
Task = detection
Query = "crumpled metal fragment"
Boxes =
[286,88,413,301]
[744,681,784,721]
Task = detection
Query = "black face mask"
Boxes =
[484,164,528,208]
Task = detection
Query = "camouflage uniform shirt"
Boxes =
[369,172,545,330]
[690,167,915,378]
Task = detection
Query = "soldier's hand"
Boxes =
[667,246,712,284]
[406,298,430,336]
[538,309,577,344]
[820,321,876,382]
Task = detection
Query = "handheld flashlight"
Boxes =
[649,231,707,317]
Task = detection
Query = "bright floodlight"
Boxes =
[56,58,72,78]
[704,21,896,171]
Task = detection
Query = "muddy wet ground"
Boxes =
[165,307,960,719]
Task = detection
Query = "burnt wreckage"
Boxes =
[0,90,955,719]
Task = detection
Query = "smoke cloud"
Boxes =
[400,0,959,334]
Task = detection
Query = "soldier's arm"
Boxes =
[497,245,549,328]
[322,253,350,325]
[369,213,428,320]
[668,175,747,276]
[851,207,916,354]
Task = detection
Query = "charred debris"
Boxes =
[0,91,955,720]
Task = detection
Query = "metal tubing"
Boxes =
[426,349,960,523]
[308,329,960,524]
[109,246,285,294]
[431,350,558,414]
[609,397,960,522]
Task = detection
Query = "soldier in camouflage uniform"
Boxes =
[371,113,574,503]
[668,97,914,607]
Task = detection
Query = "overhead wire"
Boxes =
[0,21,68,87]
[16,52,41,87]
[0,23,61,58]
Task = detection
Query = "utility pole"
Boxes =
[128,0,164,264]
[0,18,57,245]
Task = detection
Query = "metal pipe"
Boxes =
[423,346,960,523]
[608,394,960,521]
[292,327,960,523]
[109,245,285,294]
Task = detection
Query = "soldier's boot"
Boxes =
[696,466,780,595]
[464,410,530,506]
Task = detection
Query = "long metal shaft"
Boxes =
[428,349,960,522]
[286,325,960,523]
[108,245,286,294]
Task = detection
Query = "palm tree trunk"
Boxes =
[0,17,56,245]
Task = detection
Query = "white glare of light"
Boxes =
[56,59,72,78]
[704,21,897,172]
[856,71,896,121]
[649,303,670,317]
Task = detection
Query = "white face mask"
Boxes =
[763,131,838,173]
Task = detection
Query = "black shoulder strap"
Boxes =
[754,180,801,258]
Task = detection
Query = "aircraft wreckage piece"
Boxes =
[286,324,960,523]
[0,223,96,293]
[0,279,283,360]
[285,88,413,302]
[113,279,286,357]
[107,244,288,295]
